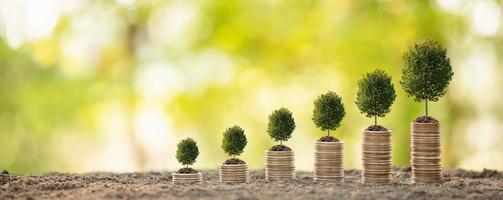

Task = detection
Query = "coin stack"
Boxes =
[265,150,295,181]
[219,164,249,184]
[314,141,344,182]
[411,122,442,183]
[361,130,392,184]
[172,172,202,184]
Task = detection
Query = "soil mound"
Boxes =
[414,116,439,123]
[223,158,246,165]
[318,136,339,142]
[177,167,198,174]
[365,125,388,131]
[269,145,292,151]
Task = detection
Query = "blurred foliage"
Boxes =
[0,0,502,173]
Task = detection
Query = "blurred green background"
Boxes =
[1,0,502,173]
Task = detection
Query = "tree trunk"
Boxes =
[424,99,428,117]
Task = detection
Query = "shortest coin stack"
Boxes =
[172,172,202,184]
[265,150,295,181]
[219,164,249,184]
[362,130,392,184]
[411,122,442,183]
[314,141,344,182]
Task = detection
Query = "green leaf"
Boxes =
[356,69,396,118]
[267,108,296,142]
[400,39,454,102]
[221,125,247,156]
[312,91,345,132]
[176,138,199,166]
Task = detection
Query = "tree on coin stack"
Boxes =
[312,91,346,182]
[356,69,396,184]
[265,107,296,182]
[219,125,249,184]
[401,39,453,184]
[173,138,202,184]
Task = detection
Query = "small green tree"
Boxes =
[222,125,247,158]
[176,138,199,167]
[401,39,454,116]
[267,107,296,145]
[356,69,396,125]
[312,91,345,136]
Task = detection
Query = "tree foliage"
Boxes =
[400,39,454,102]
[221,125,247,156]
[356,69,396,118]
[176,138,199,166]
[312,91,345,133]
[267,107,296,142]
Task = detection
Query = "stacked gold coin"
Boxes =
[219,164,249,184]
[362,130,392,184]
[411,122,442,183]
[314,141,344,182]
[265,150,295,181]
[172,172,202,184]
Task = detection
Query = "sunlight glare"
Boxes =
[0,0,62,48]
[469,0,501,36]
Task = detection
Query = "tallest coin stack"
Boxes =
[411,122,442,183]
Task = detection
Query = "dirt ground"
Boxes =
[1,168,502,200]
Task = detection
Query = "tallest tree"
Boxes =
[401,39,454,184]
[401,39,454,120]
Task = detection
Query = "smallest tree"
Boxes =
[267,107,296,146]
[222,125,247,158]
[312,91,345,137]
[356,69,396,126]
[400,39,454,117]
[176,138,199,168]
